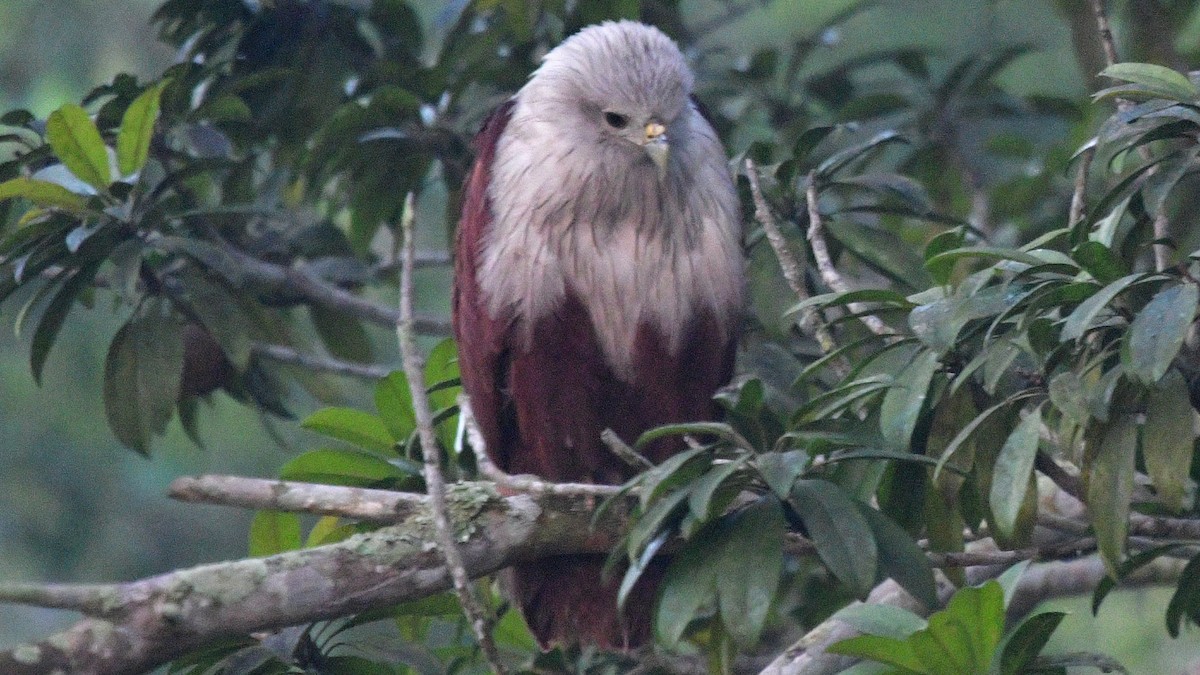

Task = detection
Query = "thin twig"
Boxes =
[1089,0,1120,68]
[1089,0,1172,269]
[601,428,655,469]
[200,238,451,334]
[744,159,843,362]
[804,171,892,337]
[251,342,391,380]
[460,395,622,497]
[1068,145,1095,231]
[396,194,507,674]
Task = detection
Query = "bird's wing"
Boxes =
[453,100,518,471]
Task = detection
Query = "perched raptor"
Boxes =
[453,20,743,649]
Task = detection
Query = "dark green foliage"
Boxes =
[6,0,1200,672]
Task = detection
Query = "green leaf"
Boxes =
[688,457,747,522]
[1092,544,1186,614]
[716,497,785,646]
[1123,283,1197,383]
[102,301,184,454]
[914,581,1005,675]
[656,531,718,645]
[0,177,89,210]
[374,371,416,443]
[116,82,165,176]
[310,305,374,364]
[756,450,808,499]
[790,479,878,598]
[1072,241,1127,284]
[249,510,302,557]
[1142,370,1195,512]
[924,246,1045,279]
[636,447,709,507]
[301,407,396,454]
[880,350,940,450]
[832,603,927,640]
[1048,372,1090,424]
[858,503,939,609]
[989,407,1042,541]
[993,610,1067,675]
[826,219,933,289]
[45,103,111,190]
[31,260,103,384]
[1088,415,1137,576]
[1166,552,1200,637]
[1060,273,1149,341]
[280,448,414,486]
[827,634,924,672]
[1100,62,1199,102]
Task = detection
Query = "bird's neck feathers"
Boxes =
[477,99,743,380]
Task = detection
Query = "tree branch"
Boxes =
[0,487,629,675]
[396,194,506,672]
[169,474,425,523]
[251,342,392,380]
[804,171,892,337]
[744,159,843,365]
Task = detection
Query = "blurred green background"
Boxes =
[0,0,1196,671]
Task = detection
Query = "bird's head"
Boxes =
[520,21,694,181]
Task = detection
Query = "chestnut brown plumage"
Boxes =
[452,21,743,649]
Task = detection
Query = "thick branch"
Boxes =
[0,486,626,675]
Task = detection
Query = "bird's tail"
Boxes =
[511,554,667,650]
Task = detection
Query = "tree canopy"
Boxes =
[2,0,1200,673]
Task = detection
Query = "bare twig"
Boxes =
[1068,146,1094,231]
[804,171,891,337]
[251,342,391,380]
[601,428,655,469]
[396,194,506,674]
[169,474,425,523]
[1089,0,1120,68]
[744,159,843,363]
[199,238,451,334]
[460,395,622,497]
[1088,0,1172,269]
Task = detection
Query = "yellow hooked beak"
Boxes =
[643,122,669,180]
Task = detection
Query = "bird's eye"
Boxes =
[603,111,629,129]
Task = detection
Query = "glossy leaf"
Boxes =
[374,371,416,443]
[756,450,808,499]
[790,479,877,598]
[1143,370,1195,512]
[879,350,940,450]
[1123,283,1197,384]
[116,82,165,176]
[858,502,938,609]
[301,407,396,454]
[102,302,184,454]
[989,407,1042,541]
[46,103,111,190]
[31,260,103,384]
[249,511,302,557]
[1166,552,1200,637]
[993,610,1067,675]
[1099,62,1199,102]
[1060,273,1147,341]
[715,497,785,645]
[1088,415,1137,576]
[0,177,88,210]
[280,448,414,486]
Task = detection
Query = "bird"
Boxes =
[452,20,743,649]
